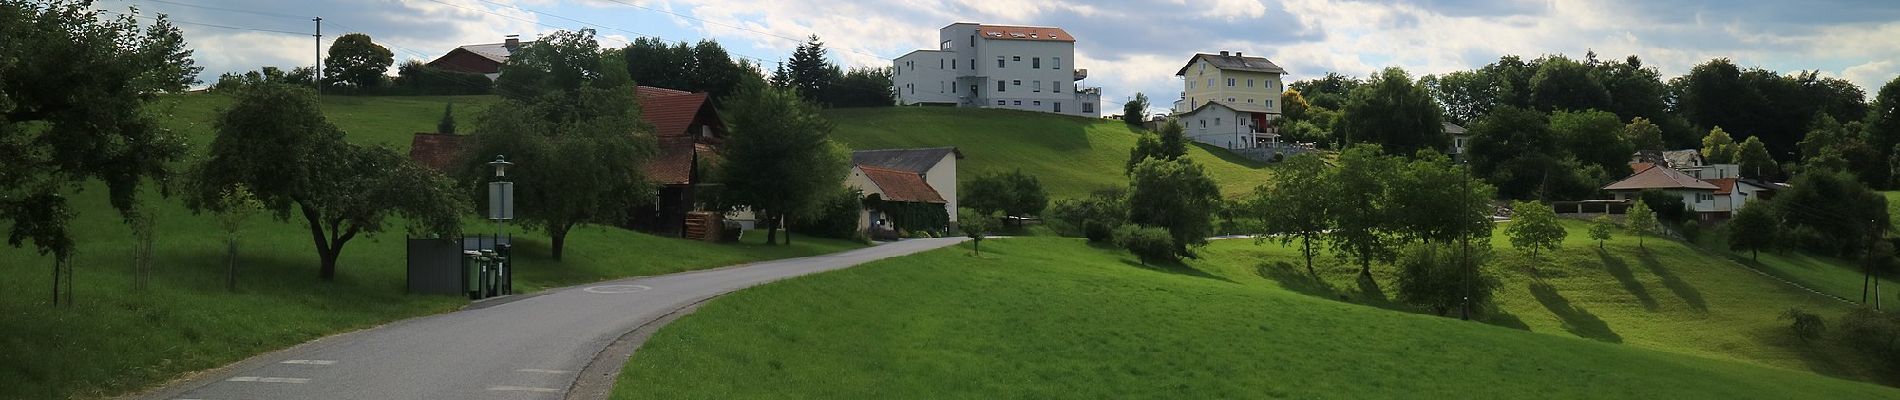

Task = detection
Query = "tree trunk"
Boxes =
[226,238,239,292]
[1751,249,1758,262]
[550,223,571,261]
[1866,266,1873,304]
[973,238,981,255]
[1302,236,1317,277]
[318,247,339,281]
[51,258,60,306]
[781,215,791,245]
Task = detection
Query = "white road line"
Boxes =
[280,359,338,365]
[488,386,563,393]
[515,368,572,374]
[583,284,652,294]
[226,376,311,384]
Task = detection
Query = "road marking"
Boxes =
[583,284,651,294]
[280,359,337,365]
[226,376,311,384]
[515,368,572,374]
[488,386,563,393]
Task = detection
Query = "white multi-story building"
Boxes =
[1171,51,1287,150]
[892,23,1102,117]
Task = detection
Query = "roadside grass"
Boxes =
[1191,219,1893,385]
[612,237,1900,398]
[824,107,1278,198]
[0,93,860,399]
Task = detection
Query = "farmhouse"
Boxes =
[426,35,529,79]
[848,147,962,234]
[891,23,1102,117]
[1170,51,1287,150]
[1603,162,1783,220]
[626,86,726,239]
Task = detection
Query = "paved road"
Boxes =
[153,238,965,400]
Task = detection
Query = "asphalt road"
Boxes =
[152,237,965,400]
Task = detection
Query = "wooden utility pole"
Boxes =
[313,17,323,94]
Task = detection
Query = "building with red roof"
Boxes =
[627,86,726,238]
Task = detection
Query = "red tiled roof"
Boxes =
[977,24,1076,42]
[859,165,945,203]
[643,136,698,186]
[1707,178,1738,195]
[1629,162,1654,174]
[408,133,466,172]
[635,86,713,138]
[1603,164,1719,191]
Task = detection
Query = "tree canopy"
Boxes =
[1122,92,1150,127]
[1339,67,1446,154]
[323,33,394,90]
[961,169,1048,218]
[1505,200,1566,258]
[1127,158,1221,257]
[718,82,851,245]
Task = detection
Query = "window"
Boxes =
[1054,57,1061,69]
[1200,119,1207,128]
[1227,78,1235,87]
[908,61,914,71]
[939,81,945,93]
[952,59,957,69]
[1033,100,1042,106]
[1248,79,1255,87]
[1266,100,1274,108]
[996,100,1006,105]
[997,81,1006,92]
[971,59,975,69]
[951,83,956,93]
[1013,55,1021,61]
[1054,102,1062,112]
[1208,78,1214,87]
[1013,100,1022,105]
[1247,99,1254,103]
[939,59,944,69]
[1188,81,1194,89]
[1033,81,1042,92]
[997,57,1005,68]
[1033,57,1041,69]
[1083,102,1094,113]
[908,83,914,94]
[1054,82,1061,93]
[1228,98,1235,102]
[971,84,978,93]
[1013,80,1021,86]
[970,35,975,47]
[1216,117,1222,126]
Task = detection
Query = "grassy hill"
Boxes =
[610,236,1900,398]
[825,107,1279,198]
[1,93,863,399]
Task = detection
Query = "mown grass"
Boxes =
[824,107,1279,198]
[0,93,861,399]
[1689,225,1900,305]
[611,237,1900,398]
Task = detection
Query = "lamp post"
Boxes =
[487,155,514,296]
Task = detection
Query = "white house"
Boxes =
[1177,101,1279,149]
[1603,163,1783,220]
[891,23,1102,117]
[1168,52,1287,150]
[850,147,963,231]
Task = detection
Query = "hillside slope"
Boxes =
[613,237,1899,398]
[825,107,1278,198]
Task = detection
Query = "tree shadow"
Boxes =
[1189,143,1273,169]
[1597,249,1659,311]
[1480,308,1533,331]
[1255,261,1348,302]
[1636,250,1708,312]
[1356,272,1389,303]
[1528,281,1623,343]
[1120,259,1236,283]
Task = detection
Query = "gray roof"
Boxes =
[1443,122,1467,135]
[1175,53,1286,76]
[455,41,532,63]
[852,147,963,173]
[1661,149,1702,168]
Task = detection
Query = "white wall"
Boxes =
[923,153,958,223]
[893,50,961,105]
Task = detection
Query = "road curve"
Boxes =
[148,237,966,400]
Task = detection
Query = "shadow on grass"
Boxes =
[1356,273,1389,303]
[1256,261,1348,302]
[1636,250,1708,311]
[1119,259,1236,284]
[1598,249,1659,311]
[1189,142,1273,169]
[1528,281,1624,343]
[1481,309,1533,331]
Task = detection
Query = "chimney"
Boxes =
[1219,50,1229,56]
[1236,52,1243,57]
[504,35,521,51]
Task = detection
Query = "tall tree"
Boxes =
[719,82,851,244]
[829,66,894,107]
[1596,55,1671,129]
[1340,67,1446,154]
[961,169,1048,218]
[1468,106,1592,200]
[1387,150,1496,246]
[1127,119,1187,172]
[1675,59,1760,140]
[1127,158,1222,257]
[1549,110,1632,179]
[1623,117,1665,152]
[323,33,394,90]
[191,83,465,280]
[1506,200,1566,259]
[1122,92,1150,127]
[1248,153,1333,275]
[1529,56,1611,112]
[1289,72,1362,110]
[1727,202,1777,261]
[475,29,654,259]
[1,1,198,304]
[1702,126,1738,164]
[1329,145,1399,277]
[780,35,841,104]
[1870,76,1900,177]
[624,37,691,90]
[1773,169,1888,258]
[689,40,744,100]
[1736,136,1779,179]
[1423,69,1499,125]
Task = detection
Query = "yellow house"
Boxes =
[1172,51,1286,115]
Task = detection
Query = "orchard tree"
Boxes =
[1249,153,1333,275]
[1122,92,1150,127]
[1330,145,1399,277]
[192,83,465,280]
[961,169,1047,219]
[1,1,199,304]
[470,29,655,259]
[1727,203,1778,261]
[1506,200,1566,259]
[958,208,999,256]
[1626,200,1658,249]
[1589,215,1617,249]
[1127,158,1221,257]
[214,184,263,291]
[1339,67,1446,154]
[720,82,851,245]
[323,33,394,89]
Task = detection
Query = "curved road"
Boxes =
[150,237,965,400]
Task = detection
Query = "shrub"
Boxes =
[794,187,865,240]
[1638,190,1689,224]
[1837,307,1900,358]
[1049,188,1127,242]
[1113,224,1176,265]
[1395,243,1496,317]
[1781,308,1826,341]
[393,60,493,95]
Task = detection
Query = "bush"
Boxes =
[1638,190,1689,224]
[393,60,493,95]
[1837,308,1900,360]
[794,187,865,240]
[1395,243,1496,317]
[1049,188,1127,242]
[1113,224,1176,265]
[1781,308,1826,341]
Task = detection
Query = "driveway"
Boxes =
[147,237,966,400]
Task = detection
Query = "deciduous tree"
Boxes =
[959,208,999,255]
[1626,200,1657,249]
[1248,153,1333,275]
[1127,119,1187,172]
[215,184,263,291]
[719,82,851,245]
[1339,67,1446,154]
[1736,136,1778,179]
[1122,92,1150,127]
[1623,117,1665,152]
[1589,215,1617,249]
[1127,158,1221,257]
[323,33,394,90]
[1727,202,1777,261]
[1329,145,1399,277]
[1529,56,1611,112]
[1506,200,1566,258]
[961,169,1047,219]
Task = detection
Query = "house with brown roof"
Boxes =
[847,147,963,234]
[626,86,726,238]
[1603,163,1782,220]
[427,35,531,80]
[408,132,467,172]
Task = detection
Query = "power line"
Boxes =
[97,9,307,36]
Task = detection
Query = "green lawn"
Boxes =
[1687,222,1900,306]
[0,93,862,399]
[611,237,1899,398]
[824,107,1279,198]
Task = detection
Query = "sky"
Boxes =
[96,0,1900,115]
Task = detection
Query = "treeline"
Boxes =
[1284,52,1900,197]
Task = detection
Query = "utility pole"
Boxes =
[1460,154,1472,321]
[313,17,323,94]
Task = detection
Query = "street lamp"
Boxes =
[486,155,515,296]
[488,155,513,178]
